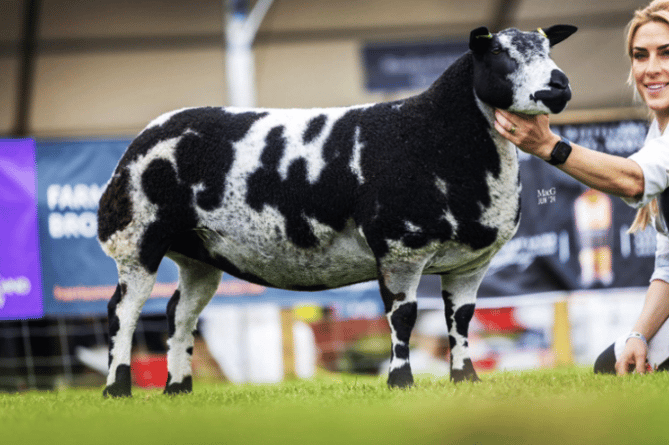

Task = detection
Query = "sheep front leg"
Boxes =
[379,258,429,389]
[441,268,488,383]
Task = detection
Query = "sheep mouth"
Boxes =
[530,88,571,114]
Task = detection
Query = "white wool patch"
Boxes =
[404,221,421,233]
[129,137,180,210]
[434,176,448,196]
[350,126,365,183]
[102,136,182,263]
[479,140,520,245]
[388,357,409,372]
[441,209,459,235]
[229,106,370,185]
[497,33,560,115]
[195,197,378,289]
[178,105,384,289]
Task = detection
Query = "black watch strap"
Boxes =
[547,137,572,166]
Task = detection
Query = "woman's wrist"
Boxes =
[626,331,648,346]
[537,134,562,162]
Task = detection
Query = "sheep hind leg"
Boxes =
[441,268,488,383]
[164,254,222,395]
[104,265,157,398]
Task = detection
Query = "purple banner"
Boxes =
[0,139,43,320]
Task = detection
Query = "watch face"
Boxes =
[550,141,571,165]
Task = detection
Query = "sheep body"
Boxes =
[99,25,576,397]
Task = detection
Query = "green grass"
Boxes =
[3,368,669,445]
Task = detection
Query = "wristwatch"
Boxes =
[547,137,572,166]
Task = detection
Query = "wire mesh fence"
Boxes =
[0,311,389,392]
[0,315,168,391]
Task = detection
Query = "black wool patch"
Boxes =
[454,303,476,338]
[107,107,267,273]
[107,283,127,367]
[356,54,502,259]
[139,159,198,273]
[448,335,457,351]
[508,28,543,55]
[168,109,265,211]
[246,126,317,247]
[442,290,455,332]
[394,343,410,360]
[303,114,327,144]
[98,169,132,243]
[114,107,266,176]
[166,289,181,338]
[246,116,361,249]
[389,301,418,344]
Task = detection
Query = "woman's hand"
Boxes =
[615,337,650,375]
[494,109,561,160]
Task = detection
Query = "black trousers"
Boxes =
[594,342,669,374]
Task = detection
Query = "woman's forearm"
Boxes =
[493,109,645,199]
[556,142,645,199]
[633,280,669,341]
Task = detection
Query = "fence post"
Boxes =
[553,298,574,366]
[280,308,296,380]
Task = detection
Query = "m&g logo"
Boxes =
[537,187,556,205]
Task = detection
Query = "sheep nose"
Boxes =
[549,69,569,90]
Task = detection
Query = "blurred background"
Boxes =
[0,0,657,391]
[0,0,651,137]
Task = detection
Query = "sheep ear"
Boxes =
[469,26,493,54]
[541,25,578,47]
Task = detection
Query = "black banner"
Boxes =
[362,41,469,92]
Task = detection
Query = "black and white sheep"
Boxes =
[98,25,577,397]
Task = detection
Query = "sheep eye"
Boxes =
[491,48,502,55]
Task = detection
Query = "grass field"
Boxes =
[3,367,669,445]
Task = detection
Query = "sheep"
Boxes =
[98,24,577,397]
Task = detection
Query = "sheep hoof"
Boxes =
[103,364,132,398]
[387,365,414,389]
[163,375,193,395]
[450,359,480,383]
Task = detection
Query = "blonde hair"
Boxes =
[625,1,669,232]
[626,0,669,60]
[628,198,658,233]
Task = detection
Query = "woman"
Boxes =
[495,0,669,375]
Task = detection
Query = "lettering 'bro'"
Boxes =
[46,184,103,239]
